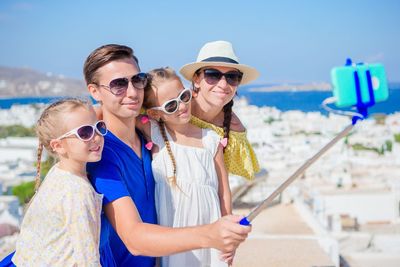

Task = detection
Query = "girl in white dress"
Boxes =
[11,98,107,266]
[138,67,233,267]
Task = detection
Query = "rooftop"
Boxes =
[233,203,336,267]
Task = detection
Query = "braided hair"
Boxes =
[143,67,182,188]
[222,99,234,150]
[157,120,178,187]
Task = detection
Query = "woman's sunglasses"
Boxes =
[150,88,192,114]
[57,120,108,141]
[202,68,243,86]
[97,73,148,96]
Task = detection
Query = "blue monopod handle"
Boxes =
[239,216,251,226]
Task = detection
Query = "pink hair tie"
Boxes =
[220,138,228,148]
[141,115,150,124]
[145,141,153,150]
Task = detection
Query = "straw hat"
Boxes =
[179,40,259,85]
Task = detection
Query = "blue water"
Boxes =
[1,89,399,114]
[0,96,63,109]
[237,88,400,114]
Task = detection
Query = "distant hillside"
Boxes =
[0,66,86,97]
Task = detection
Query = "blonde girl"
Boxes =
[140,67,232,267]
[3,98,107,267]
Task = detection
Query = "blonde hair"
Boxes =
[143,67,181,188]
[35,98,92,191]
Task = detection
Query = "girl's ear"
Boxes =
[146,109,161,121]
[88,84,102,102]
[192,74,201,96]
[50,139,66,156]
[192,88,199,98]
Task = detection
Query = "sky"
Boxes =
[0,0,399,84]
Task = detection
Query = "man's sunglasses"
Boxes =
[97,73,148,96]
[150,88,192,114]
[57,120,108,141]
[202,68,243,86]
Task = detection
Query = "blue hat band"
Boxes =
[201,56,239,64]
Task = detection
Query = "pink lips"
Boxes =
[212,90,230,96]
[89,145,101,153]
[177,109,190,117]
[123,101,138,105]
[123,102,139,108]
[121,100,140,109]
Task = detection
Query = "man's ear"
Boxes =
[50,139,66,156]
[146,109,161,121]
[88,84,102,102]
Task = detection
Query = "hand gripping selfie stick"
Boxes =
[239,59,388,225]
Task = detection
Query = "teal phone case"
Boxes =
[331,64,389,108]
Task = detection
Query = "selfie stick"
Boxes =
[240,59,375,226]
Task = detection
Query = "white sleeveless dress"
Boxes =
[150,120,228,267]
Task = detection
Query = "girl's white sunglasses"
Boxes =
[57,120,108,141]
[150,88,192,114]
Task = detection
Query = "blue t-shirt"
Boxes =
[87,130,157,267]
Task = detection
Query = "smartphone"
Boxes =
[331,63,389,108]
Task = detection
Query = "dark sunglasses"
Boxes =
[97,73,148,95]
[150,88,192,114]
[57,120,108,141]
[202,68,243,86]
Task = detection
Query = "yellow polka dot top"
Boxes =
[190,115,260,180]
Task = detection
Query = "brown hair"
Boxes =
[35,98,92,191]
[83,44,139,85]
[143,67,181,188]
[192,69,235,150]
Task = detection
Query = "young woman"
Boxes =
[139,67,232,266]
[180,40,261,180]
[1,98,107,266]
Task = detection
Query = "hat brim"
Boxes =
[179,62,259,85]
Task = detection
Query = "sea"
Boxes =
[237,86,400,115]
[1,87,399,114]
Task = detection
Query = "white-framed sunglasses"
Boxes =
[150,88,192,114]
[57,120,108,141]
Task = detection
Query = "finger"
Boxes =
[225,255,234,265]
[219,252,234,259]
[223,226,250,241]
[223,214,245,223]
[223,216,252,232]
[219,255,234,264]
[220,221,251,238]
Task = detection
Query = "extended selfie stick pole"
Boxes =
[240,59,375,226]
[239,122,355,225]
